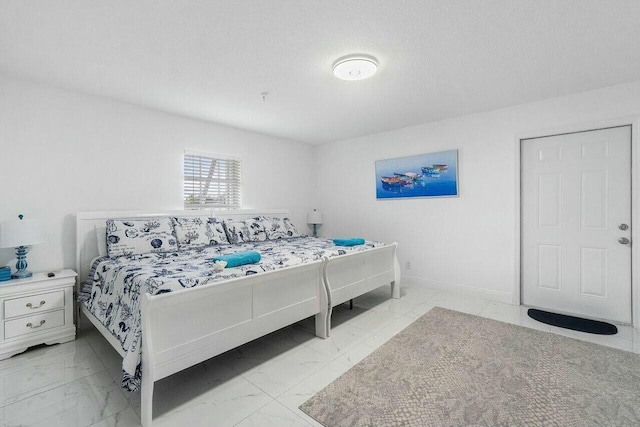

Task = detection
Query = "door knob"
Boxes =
[619,237,630,245]
[619,224,629,231]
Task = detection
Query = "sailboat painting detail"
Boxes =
[375,149,459,199]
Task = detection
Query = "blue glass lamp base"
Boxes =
[313,224,318,238]
[12,246,33,279]
[12,270,33,279]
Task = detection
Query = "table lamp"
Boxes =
[307,209,323,238]
[0,214,43,279]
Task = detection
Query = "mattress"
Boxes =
[79,237,385,391]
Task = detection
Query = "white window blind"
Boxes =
[184,152,241,208]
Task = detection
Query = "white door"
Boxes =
[521,126,632,323]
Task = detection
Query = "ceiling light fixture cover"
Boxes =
[333,55,378,81]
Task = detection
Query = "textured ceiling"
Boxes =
[1,1,639,144]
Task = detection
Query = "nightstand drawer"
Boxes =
[4,291,65,319]
[4,310,65,339]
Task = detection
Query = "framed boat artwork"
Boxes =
[375,149,459,199]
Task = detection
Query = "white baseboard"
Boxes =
[403,276,515,305]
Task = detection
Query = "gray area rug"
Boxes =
[300,307,640,427]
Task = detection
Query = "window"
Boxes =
[183,151,241,208]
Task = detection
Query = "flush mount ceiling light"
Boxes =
[332,55,378,81]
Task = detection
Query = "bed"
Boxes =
[75,208,400,426]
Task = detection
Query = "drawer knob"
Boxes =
[26,301,46,309]
[26,320,46,329]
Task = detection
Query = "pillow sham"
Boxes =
[223,217,268,244]
[262,216,301,240]
[172,216,230,248]
[106,217,178,257]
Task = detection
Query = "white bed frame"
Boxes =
[75,208,400,426]
[323,242,401,332]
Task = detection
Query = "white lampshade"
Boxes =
[0,218,44,248]
[307,210,323,225]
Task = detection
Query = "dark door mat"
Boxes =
[528,308,618,335]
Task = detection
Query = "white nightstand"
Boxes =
[0,269,76,360]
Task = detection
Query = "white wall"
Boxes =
[0,75,316,274]
[4,73,640,304]
[315,80,640,303]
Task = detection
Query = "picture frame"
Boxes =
[375,149,459,199]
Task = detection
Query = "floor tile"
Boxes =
[5,283,638,427]
[218,329,312,373]
[478,301,640,351]
[123,390,141,416]
[84,331,123,371]
[105,360,126,389]
[339,308,402,333]
[398,285,441,303]
[277,383,323,427]
[293,359,352,392]
[232,345,331,398]
[0,341,105,406]
[301,322,371,358]
[159,358,237,396]
[275,325,317,346]
[376,315,418,338]
[277,360,352,427]
[278,382,315,412]
[150,375,272,427]
[612,324,640,342]
[353,293,421,315]
[479,302,551,332]
[277,362,349,420]
[359,333,392,351]
[292,317,321,336]
[234,400,311,427]
[335,342,378,368]
[0,337,90,371]
[548,326,635,352]
[3,370,128,427]
[328,305,371,328]
[405,303,436,319]
[125,359,238,417]
[428,291,490,315]
[89,407,140,427]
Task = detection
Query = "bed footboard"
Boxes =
[323,243,400,335]
[140,260,327,426]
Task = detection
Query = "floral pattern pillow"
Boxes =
[222,217,268,244]
[262,216,301,240]
[172,217,230,249]
[106,217,178,258]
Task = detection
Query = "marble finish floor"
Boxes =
[1,283,639,427]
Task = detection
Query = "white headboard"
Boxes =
[75,208,290,284]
